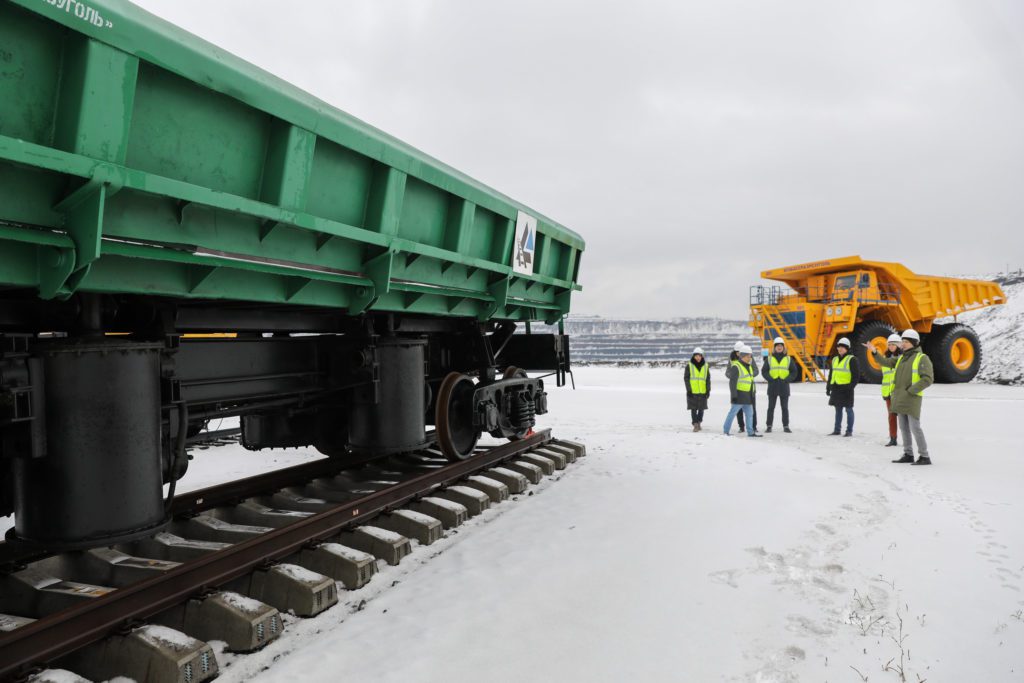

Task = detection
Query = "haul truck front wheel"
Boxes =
[851,320,898,384]
[927,323,982,383]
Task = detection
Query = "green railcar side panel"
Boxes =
[0,0,584,324]
[0,5,64,146]
[127,63,272,200]
[399,176,448,250]
[305,139,375,229]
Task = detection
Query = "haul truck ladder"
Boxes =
[759,306,827,382]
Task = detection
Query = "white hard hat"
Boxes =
[901,329,920,342]
[739,344,753,355]
[693,347,705,356]
[887,334,902,344]
[837,337,851,348]
[733,341,746,352]
[773,337,785,346]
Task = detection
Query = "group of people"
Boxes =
[683,330,934,465]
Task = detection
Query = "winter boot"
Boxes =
[692,423,699,432]
[912,456,932,466]
[891,453,914,464]
[828,431,841,436]
[765,425,772,433]
[747,433,763,438]
[697,424,702,432]
[885,437,898,447]
[843,432,852,437]
[783,426,792,433]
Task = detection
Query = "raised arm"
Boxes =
[865,344,898,368]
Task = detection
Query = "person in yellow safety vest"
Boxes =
[684,347,710,432]
[760,336,796,433]
[879,333,902,447]
[729,340,760,434]
[723,345,763,437]
[826,337,859,436]
[866,329,934,465]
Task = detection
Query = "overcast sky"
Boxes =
[133,0,1024,320]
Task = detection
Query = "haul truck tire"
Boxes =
[926,323,982,383]
[851,320,898,384]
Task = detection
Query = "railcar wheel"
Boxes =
[436,372,481,461]
[503,366,529,382]
[502,366,533,440]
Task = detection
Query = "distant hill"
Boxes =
[535,316,761,366]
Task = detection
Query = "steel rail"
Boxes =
[0,430,552,681]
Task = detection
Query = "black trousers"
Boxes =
[690,409,704,424]
[767,393,789,427]
[737,394,758,431]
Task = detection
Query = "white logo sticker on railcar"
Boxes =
[513,211,537,275]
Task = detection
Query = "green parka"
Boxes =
[872,345,934,419]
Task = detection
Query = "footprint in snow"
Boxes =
[783,645,806,660]
[708,569,740,588]
[786,614,834,637]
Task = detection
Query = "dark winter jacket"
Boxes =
[873,345,933,419]
[826,352,859,408]
[760,351,797,397]
[726,358,756,405]
[684,356,710,410]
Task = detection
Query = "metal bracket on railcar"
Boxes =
[495,332,572,388]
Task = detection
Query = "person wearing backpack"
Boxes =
[723,345,763,437]
[761,337,796,433]
[879,333,902,447]
[684,347,710,432]
[865,329,934,465]
[826,337,859,436]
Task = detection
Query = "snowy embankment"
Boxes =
[963,274,1024,386]
[209,367,1021,683]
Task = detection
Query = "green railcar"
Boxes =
[0,0,582,319]
[0,0,583,550]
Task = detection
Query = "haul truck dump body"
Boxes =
[749,256,1005,384]
[0,0,584,551]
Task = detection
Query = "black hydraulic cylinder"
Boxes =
[11,339,166,548]
[348,338,430,455]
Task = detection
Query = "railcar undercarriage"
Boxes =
[0,292,571,550]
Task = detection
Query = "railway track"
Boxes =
[0,430,585,683]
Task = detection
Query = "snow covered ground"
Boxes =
[204,367,1022,683]
[5,367,1022,681]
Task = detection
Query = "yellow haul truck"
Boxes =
[749,256,1007,384]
